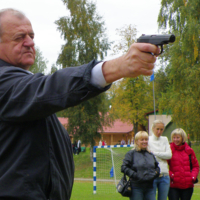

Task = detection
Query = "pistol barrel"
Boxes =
[137,34,176,45]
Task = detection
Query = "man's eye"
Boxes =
[15,36,23,41]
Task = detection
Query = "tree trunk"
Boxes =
[90,146,93,162]
[133,121,138,137]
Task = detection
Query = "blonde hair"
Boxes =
[151,119,165,132]
[171,128,187,143]
[134,131,149,151]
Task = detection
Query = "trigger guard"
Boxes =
[156,45,163,55]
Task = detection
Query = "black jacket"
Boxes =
[121,149,160,188]
[0,59,110,200]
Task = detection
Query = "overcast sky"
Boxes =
[1,0,161,71]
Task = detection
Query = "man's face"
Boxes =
[0,13,36,70]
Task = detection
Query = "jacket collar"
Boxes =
[0,59,13,67]
[0,59,33,75]
[171,142,186,151]
[152,133,160,140]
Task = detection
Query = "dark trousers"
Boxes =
[168,187,193,200]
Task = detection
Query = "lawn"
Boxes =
[71,182,200,200]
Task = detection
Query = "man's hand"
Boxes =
[102,43,160,83]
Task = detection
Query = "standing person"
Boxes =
[121,139,126,145]
[168,128,199,200]
[121,131,160,200]
[73,140,77,155]
[148,119,172,200]
[99,140,102,146]
[77,139,81,154]
[0,8,159,200]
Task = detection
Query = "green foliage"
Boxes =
[154,66,170,100]
[55,0,110,67]
[55,0,111,153]
[50,63,59,74]
[110,77,154,134]
[29,46,48,74]
[112,24,137,55]
[157,0,200,140]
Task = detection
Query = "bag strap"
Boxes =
[189,154,192,171]
[123,173,128,181]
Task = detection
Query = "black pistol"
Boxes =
[137,34,176,55]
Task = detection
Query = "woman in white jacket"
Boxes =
[148,120,172,200]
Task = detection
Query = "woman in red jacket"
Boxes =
[168,128,199,200]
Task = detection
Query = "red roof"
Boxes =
[102,119,133,133]
[58,117,133,133]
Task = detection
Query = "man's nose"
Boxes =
[24,35,34,47]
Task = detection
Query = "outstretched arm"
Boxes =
[102,43,160,83]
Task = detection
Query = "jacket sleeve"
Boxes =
[167,159,174,179]
[121,150,136,178]
[154,155,160,176]
[190,150,199,181]
[0,60,111,122]
[153,137,172,160]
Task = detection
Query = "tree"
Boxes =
[157,0,200,140]
[110,77,154,135]
[112,24,137,55]
[110,25,154,134]
[55,0,111,159]
[29,46,48,74]
[55,0,110,67]
[50,63,58,74]
[154,66,170,100]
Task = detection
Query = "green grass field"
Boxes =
[71,182,200,200]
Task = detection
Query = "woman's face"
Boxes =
[136,137,148,150]
[152,123,164,137]
[172,134,183,146]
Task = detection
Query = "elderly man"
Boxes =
[0,8,159,200]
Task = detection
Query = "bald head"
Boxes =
[0,8,26,42]
[0,8,35,69]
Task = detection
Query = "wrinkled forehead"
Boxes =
[0,12,33,36]
[0,10,30,28]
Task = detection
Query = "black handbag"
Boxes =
[189,154,198,184]
[117,174,132,197]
